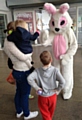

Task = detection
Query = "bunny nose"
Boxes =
[55,28,60,32]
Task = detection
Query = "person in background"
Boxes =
[4,21,39,120]
[27,51,65,120]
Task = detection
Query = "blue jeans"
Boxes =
[12,69,31,117]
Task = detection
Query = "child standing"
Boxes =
[27,51,65,120]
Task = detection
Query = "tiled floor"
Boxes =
[0,47,82,120]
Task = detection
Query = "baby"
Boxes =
[7,20,40,68]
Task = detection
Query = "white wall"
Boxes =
[0,0,12,22]
[0,0,9,11]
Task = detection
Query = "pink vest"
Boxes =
[53,34,66,59]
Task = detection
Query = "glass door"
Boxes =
[0,14,7,49]
[68,6,77,35]
[78,7,82,46]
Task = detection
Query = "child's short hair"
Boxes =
[40,51,52,65]
[15,20,28,30]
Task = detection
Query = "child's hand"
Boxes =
[53,89,61,95]
[36,89,43,95]
[36,30,40,35]
[55,90,60,95]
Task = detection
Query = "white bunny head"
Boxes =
[44,3,73,34]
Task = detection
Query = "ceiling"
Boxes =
[6,0,82,9]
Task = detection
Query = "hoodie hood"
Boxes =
[39,65,55,78]
[7,27,31,42]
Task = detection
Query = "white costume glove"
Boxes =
[60,54,72,65]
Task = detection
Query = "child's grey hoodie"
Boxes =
[27,65,65,97]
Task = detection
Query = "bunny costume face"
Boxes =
[44,3,72,34]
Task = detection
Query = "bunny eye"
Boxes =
[52,21,54,26]
[60,20,65,25]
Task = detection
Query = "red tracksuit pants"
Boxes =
[38,94,57,120]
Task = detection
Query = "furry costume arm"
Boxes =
[41,30,54,46]
[60,29,78,65]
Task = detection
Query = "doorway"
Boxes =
[78,7,82,46]
[0,14,7,49]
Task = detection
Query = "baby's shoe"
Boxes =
[29,94,34,99]
[16,111,23,118]
[24,111,38,120]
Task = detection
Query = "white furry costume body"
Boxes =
[41,3,78,99]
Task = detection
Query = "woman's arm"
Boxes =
[29,31,39,41]
[4,39,32,61]
[27,70,41,91]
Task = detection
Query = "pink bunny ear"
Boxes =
[59,3,69,14]
[44,3,56,14]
